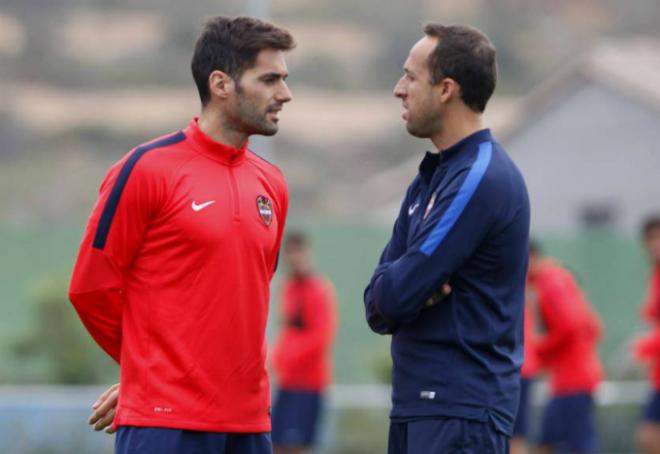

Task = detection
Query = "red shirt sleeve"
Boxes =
[535,269,584,361]
[635,268,660,362]
[272,279,337,373]
[68,152,165,362]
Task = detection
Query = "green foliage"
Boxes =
[11,275,117,384]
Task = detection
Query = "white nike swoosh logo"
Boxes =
[408,203,420,216]
[191,200,215,212]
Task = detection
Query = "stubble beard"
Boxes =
[407,113,441,139]
[229,84,278,137]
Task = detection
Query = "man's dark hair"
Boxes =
[284,231,308,250]
[191,16,295,105]
[423,24,496,113]
[642,215,660,238]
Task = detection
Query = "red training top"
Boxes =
[521,298,540,379]
[271,274,337,392]
[528,259,604,395]
[634,266,660,390]
[69,118,288,432]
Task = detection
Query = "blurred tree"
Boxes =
[11,275,117,384]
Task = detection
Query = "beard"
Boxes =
[227,85,280,137]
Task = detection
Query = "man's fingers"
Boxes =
[93,408,116,431]
[425,283,453,307]
[92,383,119,410]
[93,398,117,422]
[89,387,119,425]
[88,410,100,425]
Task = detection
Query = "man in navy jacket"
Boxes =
[364,24,530,453]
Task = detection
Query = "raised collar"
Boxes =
[184,117,248,165]
[438,128,493,163]
[419,128,493,182]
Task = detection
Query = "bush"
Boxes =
[11,275,117,384]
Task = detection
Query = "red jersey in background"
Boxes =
[528,259,604,395]
[634,266,660,389]
[271,274,337,392]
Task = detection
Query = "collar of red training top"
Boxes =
[184,117,249,166]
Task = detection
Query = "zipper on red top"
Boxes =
[228,167,240,222]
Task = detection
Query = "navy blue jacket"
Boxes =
[364,129,530,435]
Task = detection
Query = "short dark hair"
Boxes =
[284,231,308,250]
[642,215,660,238]
[191,16,295,105]
[423,24,496,113]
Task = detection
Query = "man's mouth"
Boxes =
[267,105,282,121]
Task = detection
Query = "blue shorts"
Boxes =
[388,417,509,454]
[271,389,323,448]
[512,378,533,437]
[644,391,660,422]
[115,427,271,454]
[538,393,597,453]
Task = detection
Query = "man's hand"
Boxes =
[89,383,119,434]
[425,282,452,307]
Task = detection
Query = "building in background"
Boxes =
[503,37,660,233]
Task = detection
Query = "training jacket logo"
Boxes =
[256,196,273,226]
[423,191,437,219]
[191,200,215,212]
[408,202,420,216]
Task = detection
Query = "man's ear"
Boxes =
[208,70,234,100]
[438,78,459,104]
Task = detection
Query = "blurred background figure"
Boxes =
[511,288,541,454]
[634,216,660,454]
[527,241,604,454]
[270,232,338,454]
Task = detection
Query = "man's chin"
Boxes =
[406,123,429,139]
[250,123,279,137]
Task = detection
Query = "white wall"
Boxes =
[505,82,660,233]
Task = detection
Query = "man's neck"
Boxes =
[198,109,249,149]
[430,110,484,152]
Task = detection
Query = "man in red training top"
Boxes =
[270,232,338,454]
[69,16,294,454]
[634,216,660,454]
[528,241,603,454]
[511,290,541,454]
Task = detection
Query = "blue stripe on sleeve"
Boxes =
[420,141,493,256]
[92,131,186,250]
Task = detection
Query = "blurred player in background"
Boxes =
[511,290,541,454]
[527,242,603,454]
[271,232,338,454]
[634,216,660,454]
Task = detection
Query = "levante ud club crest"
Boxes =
[256,195,273,226]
